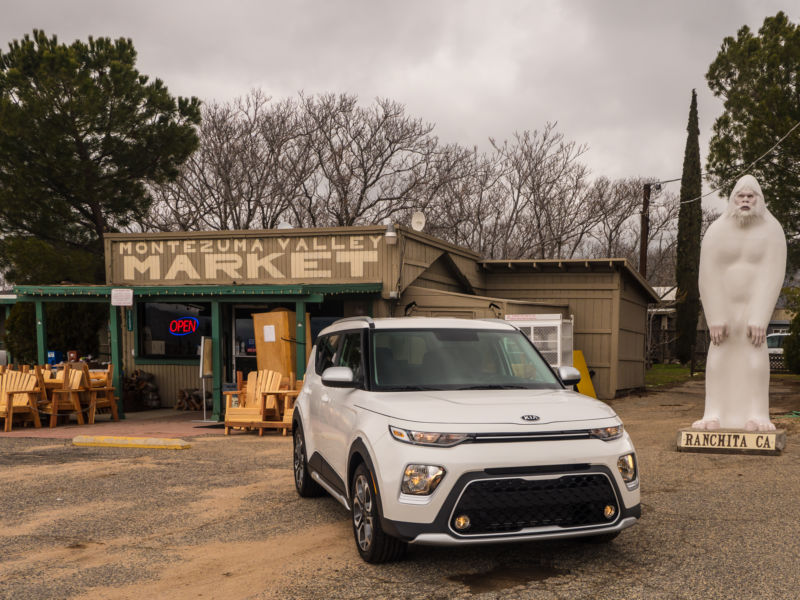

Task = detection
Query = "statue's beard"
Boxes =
[729,206,763,227]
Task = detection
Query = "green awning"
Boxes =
[13,282,384,302]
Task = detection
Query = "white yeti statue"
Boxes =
[692,175,787,431]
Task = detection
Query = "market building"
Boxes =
[9,225,659,417]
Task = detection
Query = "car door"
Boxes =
[323,330,365,482]
[307,332,341,461]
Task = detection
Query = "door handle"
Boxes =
[321,393,331,403]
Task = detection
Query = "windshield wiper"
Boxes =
[380,385,446,391]
[453,384,530,390]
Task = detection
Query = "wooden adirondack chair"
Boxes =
[223,369,282,436]
[0,369,43,432]
[40,364,86,427]
[80,364,119,424]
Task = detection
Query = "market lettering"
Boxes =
[292,252,331,278]
[118,236,384,256]
[123,255,160,280]
[164,254,201,280]
[246,252,284,278]
[337,250,378,277]
[205,254,242,279]
[117,236,383,281]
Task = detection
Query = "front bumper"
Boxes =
[380,464,640,545]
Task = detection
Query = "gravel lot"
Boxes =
[1,377,799,600]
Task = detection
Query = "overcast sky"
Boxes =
[2,1,796,212]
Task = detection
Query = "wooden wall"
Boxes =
[121,326,201,409]
[484,270,620,399]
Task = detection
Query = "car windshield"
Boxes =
[371,328,562,391]
[766,335,786,349]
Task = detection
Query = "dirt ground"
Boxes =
[1,378,799,600]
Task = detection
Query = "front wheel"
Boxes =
[351,463,407,563]
[293,422,323,497]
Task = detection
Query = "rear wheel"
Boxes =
[350,462,407,563]
[293,422,323,497]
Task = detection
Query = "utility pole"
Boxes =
[639,182,651,278]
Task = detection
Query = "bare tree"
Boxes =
[424,147,508,256]
[291,94,439,227]
[141,90,308,231]
[488,124,596,258]
[584,177,643,257]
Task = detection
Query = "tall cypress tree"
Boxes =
[675,90,702,365]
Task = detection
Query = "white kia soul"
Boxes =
[292,317,640,563]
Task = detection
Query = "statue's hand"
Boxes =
[747,324,766,347]
[709,324,728,345]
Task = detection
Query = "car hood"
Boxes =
[354,388,617,427]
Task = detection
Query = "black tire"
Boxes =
[350,462,407,563]
[293,422,324,497]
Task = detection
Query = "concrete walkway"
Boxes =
[0,408,228,439]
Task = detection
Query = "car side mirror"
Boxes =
[322,366,356,388]
[557,366,582,386]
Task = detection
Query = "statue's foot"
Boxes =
[692,418,720,430]
[745,419,775,432]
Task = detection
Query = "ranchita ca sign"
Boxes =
[677,429,785,455]
[107,234,387,285]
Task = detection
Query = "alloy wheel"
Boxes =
[293,433,305,487]
[352,473,374,551]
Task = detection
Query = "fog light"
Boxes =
[401,464,445,495]
[617,453,637,484]
[454,514,471,530]
[604,504,616,519]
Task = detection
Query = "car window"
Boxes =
[338,332,364,383]
[315,333,341,375]
[371,328,561,391]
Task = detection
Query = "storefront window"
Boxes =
[138,302,211,359]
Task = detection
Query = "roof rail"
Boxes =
[334,316,375,328]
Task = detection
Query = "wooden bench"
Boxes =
[258,375,303,436]
[80,364,119,424]
[0,369,43,432]
[39,364,87,427]
[223,370,282,436]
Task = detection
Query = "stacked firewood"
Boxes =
[175,388,210,411]
[123,369,161,410]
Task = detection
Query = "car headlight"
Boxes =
[617,453,637,487]
[589,424,623,441]
[402,464,446,495]
[389,426,472,447]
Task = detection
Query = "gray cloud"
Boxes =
[2,0,795,213]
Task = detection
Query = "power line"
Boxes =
[678,120,800,205]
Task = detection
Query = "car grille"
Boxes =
[450,473,618,535]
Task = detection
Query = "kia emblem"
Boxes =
[521,415,540,422]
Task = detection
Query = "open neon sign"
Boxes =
[169,316,199,336]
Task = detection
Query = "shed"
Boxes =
[480,259,660,399]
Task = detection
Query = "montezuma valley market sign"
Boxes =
[106,233,388,285]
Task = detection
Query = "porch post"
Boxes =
[211,299,223,421]
[295,299,306,380]
[4,306,11,364]
[109,305,125,419]
[35,300,46,365]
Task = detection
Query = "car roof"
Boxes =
[319,316,517,336]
